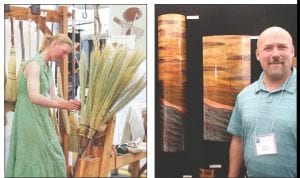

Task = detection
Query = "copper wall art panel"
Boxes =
[158,14,186,152]
[203,35,251,142]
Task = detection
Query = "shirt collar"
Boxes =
[255,67,297,94]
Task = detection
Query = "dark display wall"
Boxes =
[155,4,297,178]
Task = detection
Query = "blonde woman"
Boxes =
[6,33,81,177]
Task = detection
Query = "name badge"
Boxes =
[254,133,277,156]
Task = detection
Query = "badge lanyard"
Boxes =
[254,79,286,136]
[253,78,287,156]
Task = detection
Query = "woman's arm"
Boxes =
[25,61,80,110]
[49,78,65,101]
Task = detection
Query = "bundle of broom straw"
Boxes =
[77,44,146,159]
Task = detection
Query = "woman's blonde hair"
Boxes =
[39,33,73,53]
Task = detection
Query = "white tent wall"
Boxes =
[108,5,146,145]
[70,5,110,37]
[109,5,146,49]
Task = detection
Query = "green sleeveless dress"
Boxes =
[5,54,66,177]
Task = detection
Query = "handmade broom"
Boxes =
[17,20,25,83]
[5,17,17,102]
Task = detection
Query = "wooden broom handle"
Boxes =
[10,17,14,46]
[19,21,25,61]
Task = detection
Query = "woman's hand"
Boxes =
[60,99,81,110]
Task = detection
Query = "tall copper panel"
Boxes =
[203,35,251,142]
[158,14,186,152]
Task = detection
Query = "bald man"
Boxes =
[227,26,296,177]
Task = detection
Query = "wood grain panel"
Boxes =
[158,14,186,152]
[203,35,251,142]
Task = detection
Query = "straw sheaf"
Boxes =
[80,46,146,139]
[87,48,131,137]
[80,48,102,136]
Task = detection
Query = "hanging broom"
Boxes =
[28,20,32,59]
[17,20,25,84]
[4,51,13,125]
[5,17,17,103]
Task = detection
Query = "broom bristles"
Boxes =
[69,111,79,129]
[5,47,17,102]
[79,51,88,136]
[85,46,146,139]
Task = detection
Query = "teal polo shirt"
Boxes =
[227,67,297,177]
